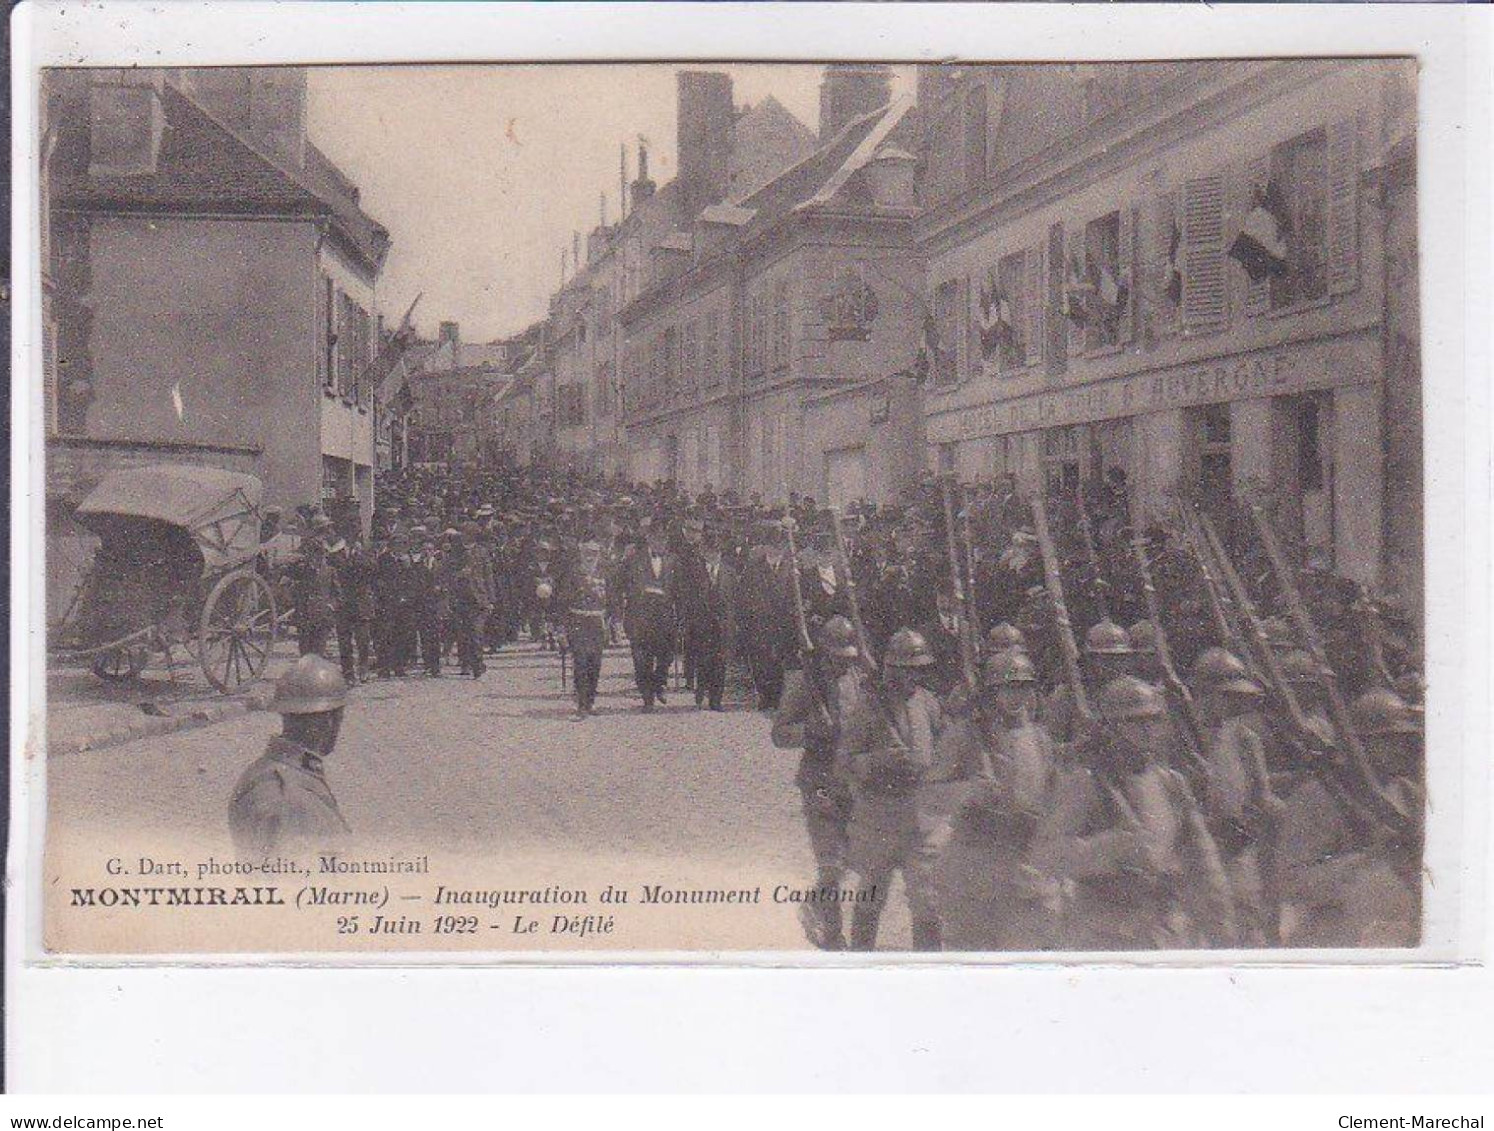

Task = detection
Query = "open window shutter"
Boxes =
[1181,171,1226,333]
[1148,191,1179,341]
[1047,221,1068,375]
[1327,115,1361,296]
[1025,245,1045,366]
[1118,206,1137,345]
[1243,155,1272,316]
[1065,224,1087,355]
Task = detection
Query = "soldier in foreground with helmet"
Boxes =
[771,614,864,950]
[229,654,351,858]
[1055,676,1235,950]
[930,648,1067,951]
[1272,686,1421,947]
[836,626,947,951]
[1190,647,1284,945]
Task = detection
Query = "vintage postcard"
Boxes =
[25,54,1443,958]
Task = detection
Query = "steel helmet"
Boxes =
[535,579,555,601]
[983,649,1038,689]
[1350,687,1423,737]
[817,615,859,659]
[272,654,348,715]
[883,627,935,668]
[1279,649,1328,687]
[1098,675,1167,721]
[1126,619,1159,655]
[1191,646,1263,696]
[986,622,1027,652]
[1085,619,1133,656]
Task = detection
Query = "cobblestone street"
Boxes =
[45,642,915,951]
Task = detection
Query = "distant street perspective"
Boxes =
[39,60,1424,955]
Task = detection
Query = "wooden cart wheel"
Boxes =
[91,643,150,681]
[199,570,278,693]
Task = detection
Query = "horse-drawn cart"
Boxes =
[53,465,281,694]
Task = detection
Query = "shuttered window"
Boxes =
[1046,222,1068,375]
[931,279,962,387]
[1182,171,1228,333]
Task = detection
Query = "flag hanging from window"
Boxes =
[1228,180,1290,282]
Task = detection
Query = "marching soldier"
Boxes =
[837,627,948,951]
[561,538,610,718]
[1056,676,1234,951]
[1190,647,1283,945]
[932,649,1066,951]
[771,615,863,950]
[1274,688,1421,947]
[1043,619,1134,743]
[229,654,351,857]
[625,524,678,711]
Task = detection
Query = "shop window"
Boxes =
[1042,425,1084,496]
[1197,403,1232,512]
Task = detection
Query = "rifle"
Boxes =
[1031,493,1093,724]
[941,477,981,695]
[1244,501,1415,837]
[1176,502,1236,649]
[783,514,834,729]
[1073,480,1111,624]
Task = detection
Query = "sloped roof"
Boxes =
[54,78,389,273]
[729,94,818,201]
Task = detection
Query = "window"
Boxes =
[930,279,963,387]
[558,384,586,428]
[979,248,1043,375]
[1042,425,1084,496]
[702,311,722,389]
[1181,173,1227,333]
[1082,211,1129,351]
[1268,127,1329,310]
[662,327,680,398]
[1196,403,1232,512]
[595,361,614,418]
[996,252,1028,369]
[771,281,790,372]
[682,319,700,395]
[88,83,163,176]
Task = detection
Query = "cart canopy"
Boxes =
[76,464,266,571]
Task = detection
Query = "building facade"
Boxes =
[916,59,1419,603]
[43,67,389,621]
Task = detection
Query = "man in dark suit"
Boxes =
[680,526,736,711]
[738,520,795,711]
[624,524,678,711]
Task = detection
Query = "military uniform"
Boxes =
[772,639,862,948]
[561,550,609,715]
[229,737,350,857]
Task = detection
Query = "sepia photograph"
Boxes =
[30,54,1429,956]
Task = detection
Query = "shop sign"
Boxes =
[931,335,1377,441]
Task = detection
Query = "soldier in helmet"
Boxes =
[1273,687,1421,947]
[229,654,351,857]
[1057,675,1234,950]
[771,614,864,950]
[837,627,948,951]
[931,648,1066,951]
[1191,647,1283,945]
[1044,619,1134,743]
[984,622,1027,666]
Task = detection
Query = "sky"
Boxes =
[307,64,911,343]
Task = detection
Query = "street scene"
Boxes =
[37,59,1424,954]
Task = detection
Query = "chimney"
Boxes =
[439,321,460,368]
[818,63,892,142]
[631,140,656,204]
[677,70,734,220]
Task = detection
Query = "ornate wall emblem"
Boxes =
[819,267,879,341]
